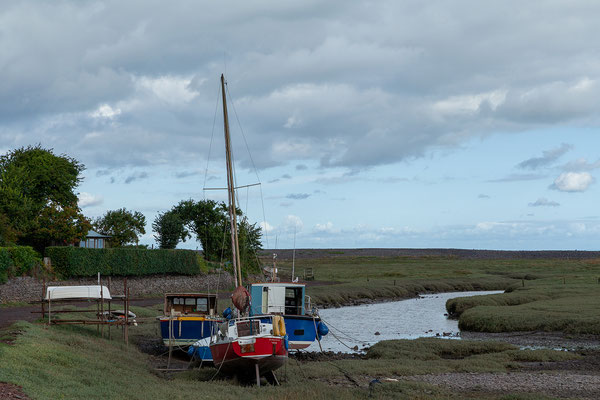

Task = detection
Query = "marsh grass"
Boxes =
[0,318,583,400]
[278,255,600,334]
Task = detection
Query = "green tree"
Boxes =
[95,208,146,247]
[152,211,189,249]
[0,145,90,251]
[155,199,263,272]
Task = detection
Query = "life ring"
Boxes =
[272,315,286,336]
[277,316,286,336]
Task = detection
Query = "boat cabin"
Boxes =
[248,283,306,316]
[163,293,217,317]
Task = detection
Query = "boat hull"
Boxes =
[210,336,287,377]
[159,317,222,346]
[259,314,321,350]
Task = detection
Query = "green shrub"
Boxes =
[0,248,10,284]
[0,246,40,283]
[46,247,205,278]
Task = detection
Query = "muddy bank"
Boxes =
[461,331,600,350]
[406,370,600,399]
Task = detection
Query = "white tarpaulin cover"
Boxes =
[45,285,112,300]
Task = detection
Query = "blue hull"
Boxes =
[159,318,221,346]
[260,315,320,349]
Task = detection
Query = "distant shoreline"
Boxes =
[259,248,600,260]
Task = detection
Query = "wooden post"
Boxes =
[108,277,112,340]
[100,283,104,338]
[255,364,261,387]
[41,278,46,319]
[125,285,129,345]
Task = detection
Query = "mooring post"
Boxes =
[41,278,46,319]
[255,364,260,387]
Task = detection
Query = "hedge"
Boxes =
[45,247,206,278]
[0,246,40,284]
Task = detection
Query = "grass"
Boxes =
[271,255,600,334]
[0,320,582,400]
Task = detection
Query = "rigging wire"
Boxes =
[225,82,270,249]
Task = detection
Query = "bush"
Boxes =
[46,247,205,278]
[0,248,10,284]
[0,246,40,284]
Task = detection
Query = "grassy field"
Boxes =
[0,318,582,400]
[3,254,600,398]
[269,256,600,334]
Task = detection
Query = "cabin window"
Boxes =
[173,298,181,305]
[237,320,260,337]
[284,287,303,315]
[185,298,196,305]
[196,298,208,312]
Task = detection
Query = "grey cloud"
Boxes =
[478,194,490,199]
[281,174,292,179]
[488,173,546,183]
[561,158,600,172]
[124,171,148,184]
[517,143,572,170]
[296,164,308,170]
[2,2,600,171]
[286,193,311,200]
[175,170,201,179]
[528,198,560,207]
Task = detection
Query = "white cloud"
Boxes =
[90,104,121,119]
[551,172,594,192]
[78,192,103,208]
[280,215,303,233]
[135,75,199,105]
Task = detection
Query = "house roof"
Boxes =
[86,229,111,238]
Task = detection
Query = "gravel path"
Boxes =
[406,371,600,399]
[461,331,600,350]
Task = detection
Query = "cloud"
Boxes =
[295,164,308,171]
[281,174,292,179]
[488,173,546,183]
[517,143,572,170]
[174,170,201,179]
[280,215,303,234]
[550,172,594,192]
[286,193,310,200]
[561,158,600,172]
[528,198,560,207]
[478,194,490,199]
[2,2,600,172]
[78,192,103,208]
[124,171,149,184]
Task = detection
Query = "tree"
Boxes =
[154,199,263,272]
[152,211,189,249]
[0,145,90,251]
[95,208,146,247]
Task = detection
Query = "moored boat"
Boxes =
[158,293,223,360]
[210,315,288,380]
[248,282,328,349]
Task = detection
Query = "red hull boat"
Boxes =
[210,316,288,381]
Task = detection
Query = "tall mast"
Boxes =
[221,74,243,288]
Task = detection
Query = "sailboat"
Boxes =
[209,74,288,385]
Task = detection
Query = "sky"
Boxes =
[1,1,599,250]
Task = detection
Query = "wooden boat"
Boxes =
[210,315,287,381]
[158,293,223,361]
[248,282,328,350]
[209,74,288,384]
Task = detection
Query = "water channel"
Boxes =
[308,290,503,352]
